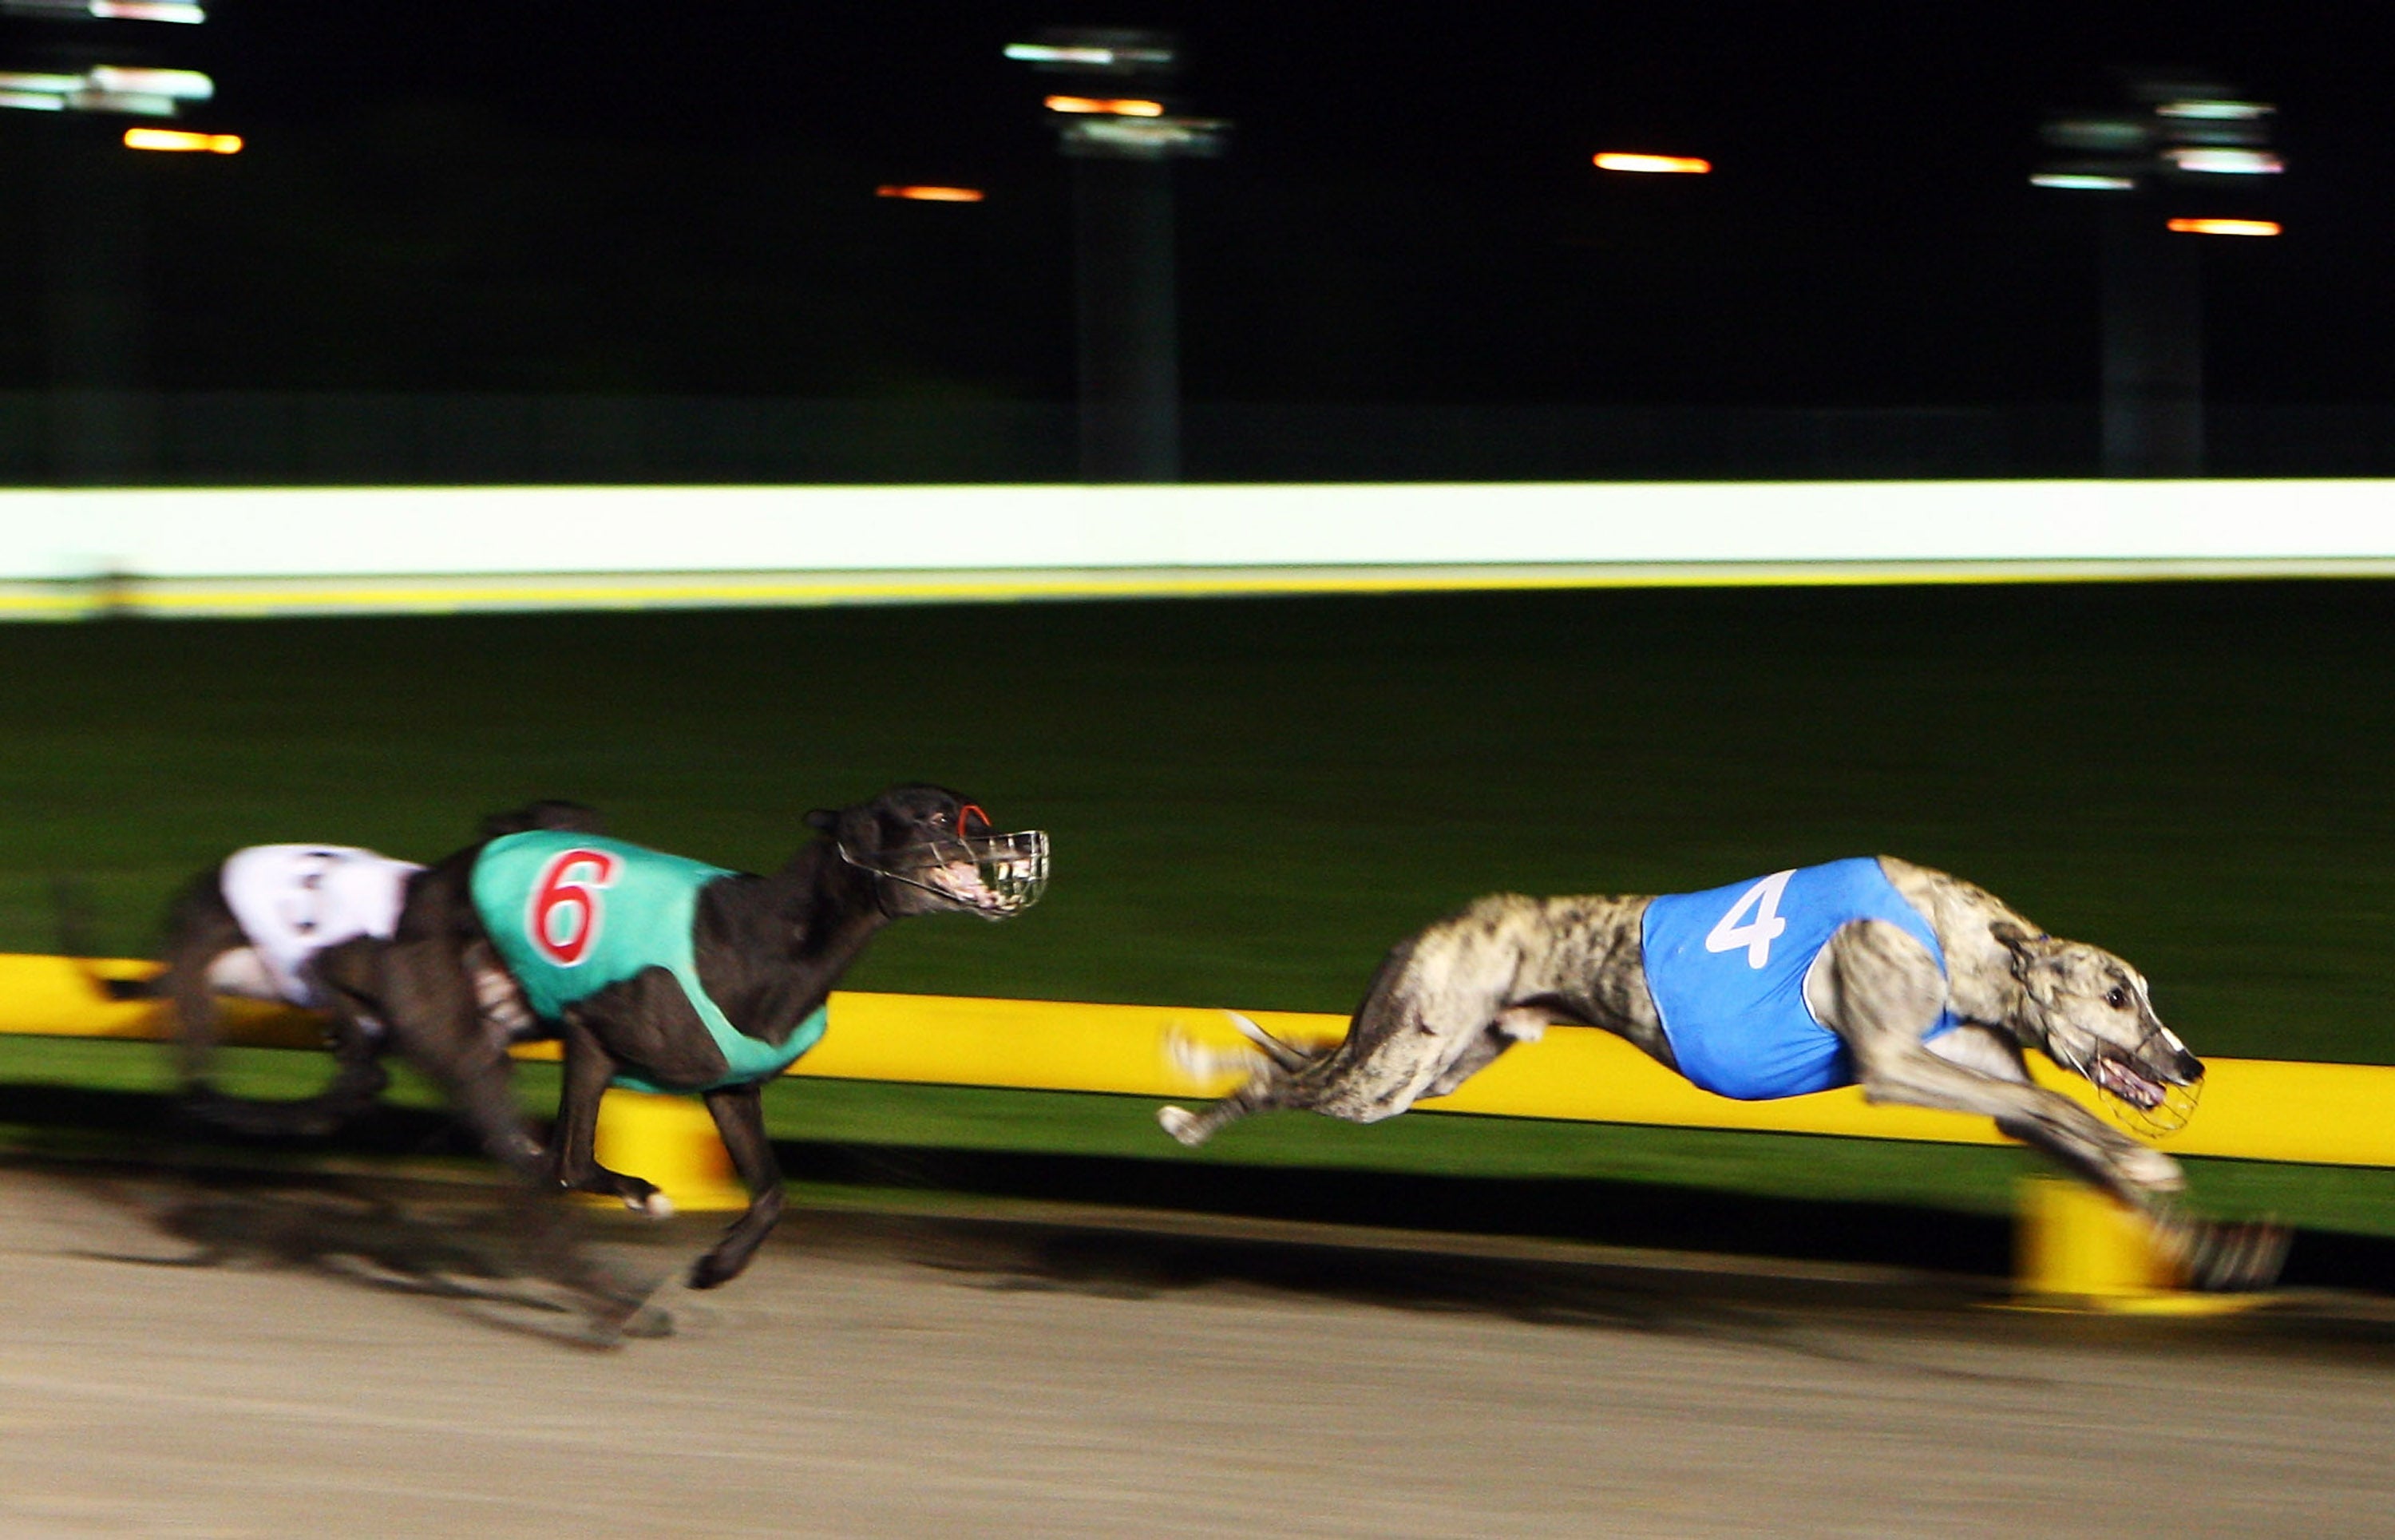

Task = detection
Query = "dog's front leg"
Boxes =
[1819,921,2181,1208]
[688,1084,783,1289]
[548,1013,669,1217]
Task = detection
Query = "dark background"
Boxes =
[0,2,2382,411]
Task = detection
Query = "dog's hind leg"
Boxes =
[1158,1065,1300,1147]
[156,874,257,1101]
[1161,926,1518,1146]
[1419,1008,1548,1099]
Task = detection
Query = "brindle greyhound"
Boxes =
[318,786,1048,1292]
[1158,856,2285,1289]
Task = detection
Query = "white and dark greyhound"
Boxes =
[79,803,599,1138]
[1159,856,2285,1289]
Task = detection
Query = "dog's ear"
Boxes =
[804,809,840,836]
[1989,920,2052,972]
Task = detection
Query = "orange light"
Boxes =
[1593,152,1711,174]
[1043,95,1166,117]
[876,184,986,203]
[2167,217,2281,236]
[123,126,241,154]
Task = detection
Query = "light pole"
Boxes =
[2034,74,2283,477]
[2,0,224,482]
[1007,29,1225,483]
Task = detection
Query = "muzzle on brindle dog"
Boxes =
[1158,857,2282,1291]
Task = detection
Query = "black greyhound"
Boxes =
[316,785,1049,1292]
[66,803,602,1138]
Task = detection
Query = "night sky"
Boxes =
[2,2,2388,407]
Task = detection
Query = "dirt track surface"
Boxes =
[2,1165,2392,1538]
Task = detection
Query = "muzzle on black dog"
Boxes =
[841,827,1051,919]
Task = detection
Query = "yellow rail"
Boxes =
[6,953,2390,1167]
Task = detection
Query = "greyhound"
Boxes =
[1158,856,2285,1289]
[318,785,1049,1292]
[78,803,599,1138]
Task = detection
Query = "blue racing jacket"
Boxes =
[1638,857,1958,1100]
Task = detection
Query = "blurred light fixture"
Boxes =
[1044,94,1164,117]
[1059,115,1225,159]
[2034,77,2282,196]
[2165,146,2282,175]
[2,0,205,16]
[0,62,212,113]
[0,69,81,110]
[1004,39,1175,70]
[89,64,210,97]
[124,124,237,152]
[1593,152,1711,174]
[2167,216,2281,236]
[2031,172,2136,191]
[2156,98,2271,121]
[876,184,984,202]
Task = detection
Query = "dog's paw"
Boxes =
[2175,1217,2293,1293]
[626,1190,675,1219]
[2120,1145,2187,1194]
[1165,1027,1265,1085]
[1157,1104,1209,1147]
[687,1252,743,1291]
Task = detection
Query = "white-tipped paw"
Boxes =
[627,1190,676,1219]
[1165,1027,1265,1084]
[2121,1145,2186,1194]
[1157,1105,1207,1147]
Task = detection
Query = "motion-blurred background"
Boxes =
[2,2,2391,1252]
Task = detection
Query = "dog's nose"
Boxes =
[2172,1047,2205,1084]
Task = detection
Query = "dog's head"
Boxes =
[808,785,1049,920]
[1992,919,2201,1133]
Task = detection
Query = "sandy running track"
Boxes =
[0,1162,2389,1538]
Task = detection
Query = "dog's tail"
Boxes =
[49,875,159,1002]
[1224,1011,1316,1072]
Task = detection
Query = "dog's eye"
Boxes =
[2104,986,2129,1010]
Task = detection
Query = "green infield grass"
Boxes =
[1,580,2389,1229]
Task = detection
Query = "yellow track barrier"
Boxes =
[5,953,2393,1163]
[6,953,2385,1305]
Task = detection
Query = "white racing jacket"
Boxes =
[216,844,422,1010]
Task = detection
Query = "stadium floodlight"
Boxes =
[0,69,86,93]
[124,125,238,152]
[1,0,207,17]
[2033,75,2281,194]
[2031,172,2136,191]
[87,64,210,97]
[1044,94,1165,117]
[0,63,213,113]
[1004,36,1176,73]
[2167,217,2281,236]
[1059,115,1225,160]
[2165,147,2282,175]
[2156,98,2270,121]
[1593,152,1711,174]
[875,184,984,202]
